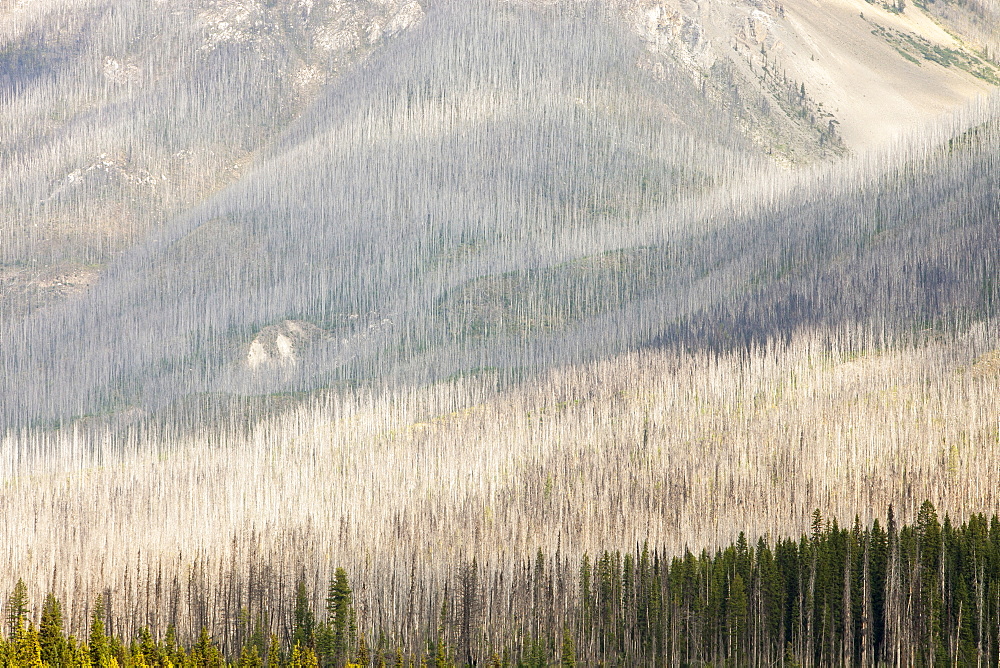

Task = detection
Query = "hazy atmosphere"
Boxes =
[1,0,999,665]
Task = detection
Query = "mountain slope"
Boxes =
[2,1,999,429]
[624,0,999,152]
[0,1,765,426]
[0,0,426,318]
[2,0,996,327]
[1,0,1000,655]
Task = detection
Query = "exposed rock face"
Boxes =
[386,1,425,34]
[246,320,329,369]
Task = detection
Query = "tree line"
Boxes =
[3,501,1000,666]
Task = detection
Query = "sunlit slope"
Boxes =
[626,0,1000,153]
[2,325,999,635]
[743,0,998,150]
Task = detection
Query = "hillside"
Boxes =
[0,0,999,663]
[0,0,426,318]
[2,0,998,429]
[2,0,997,327]
[1,0,760,426]
[700,0,998,149]
[2,321,999,648]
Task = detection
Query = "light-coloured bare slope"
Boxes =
[777,0,996,149]
[627,0,998,152]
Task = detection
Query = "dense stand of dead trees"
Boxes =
[4,504,1000,666]
[0,4,998,666]
[0,325,998,657]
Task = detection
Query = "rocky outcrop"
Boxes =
[246,319,329,369]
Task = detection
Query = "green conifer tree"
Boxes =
[192,627,225,667]
[327,568,354,667]
[357,631,370,666]
[579,554,592,632]
[13,620,45,668]
[294,577,316,650]
[290,643,304,667]
[238,640,263,667]
[248,613,267,662]
[560,627,575,667]
[267,632,282,668]
[727,573,748,661]
[916,500,945,665]
[301,645,321,667]
[138,627,159,665]
[89,595,112,668]
[7,578,29,640]
[38,592,66,665]
[65,635,91,667]
[164,625,185,667]
[130,640,150,668]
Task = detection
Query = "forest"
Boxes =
[3,504,1000,666]
[1,0,999,665]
